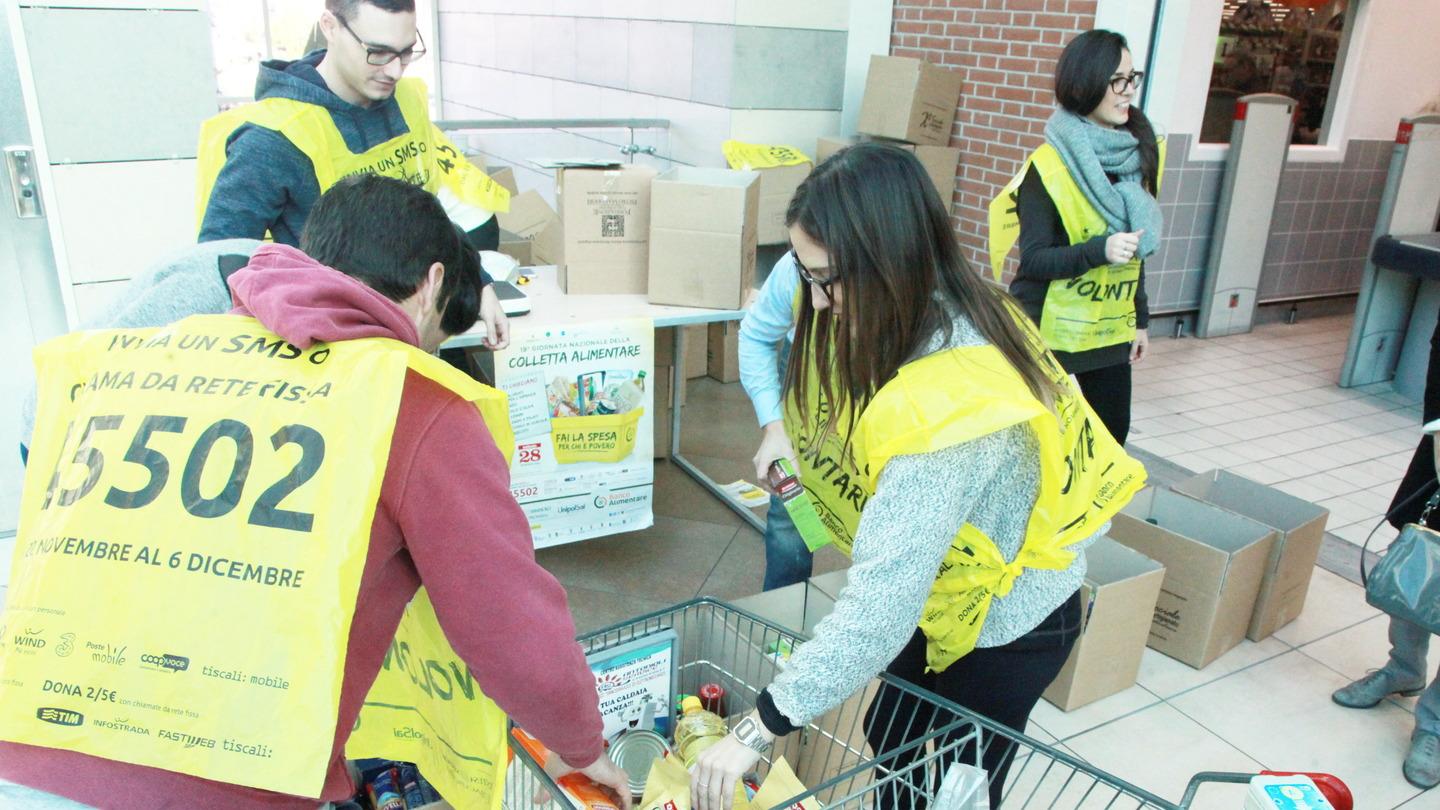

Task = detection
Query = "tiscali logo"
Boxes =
[140,653,190,673]
[36,707,84,727]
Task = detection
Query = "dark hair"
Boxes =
[326,0,416,17]
[300,174,481,336]
[1055,29,1160,195]
[784,144,1064,445]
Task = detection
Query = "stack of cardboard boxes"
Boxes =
[815,56,966,210]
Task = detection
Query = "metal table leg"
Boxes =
[666,325,765,532]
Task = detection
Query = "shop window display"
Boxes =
[1201,0,1349,145]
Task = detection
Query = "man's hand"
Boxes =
[1129,328,1149,364]
[480,284,511,350]
[542,752,632,810]
[753,421,798,492]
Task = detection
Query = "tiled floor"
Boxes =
[1,313,1436,807]
[1129,314,1422,551]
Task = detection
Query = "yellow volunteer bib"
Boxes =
[783,320,1145,672]
[0,315,511,800]
[722,139,812,170]
[346,590,507,810]
[987,139,1165,353]
[195,78,510,233]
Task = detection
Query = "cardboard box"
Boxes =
[816,134,960,206]
[856,55,964,146]
[1172,470,1330,641]
[707,321,740,383]
[557,165,657,294]
[1108,488,1277,669]
[497,228,531,266]
[684,324,707,379]
[755,162,811,245]
[1043,537,1166,711]
[496,190,562,266]
[490,165,519,197]
[649,167,760,308]
[654,364,676,459]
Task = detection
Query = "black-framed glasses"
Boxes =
[1109,71,1144,94]
[336,14,427,66]
[791,249,838,298]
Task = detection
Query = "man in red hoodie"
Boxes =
[0,175,625,808]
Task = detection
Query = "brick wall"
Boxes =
[890,0,1098,277]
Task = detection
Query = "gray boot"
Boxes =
[1405,732,1440,789]
[1331,669,1426,709]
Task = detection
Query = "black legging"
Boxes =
[1075,362,1133,446]
[863,591,1082,810]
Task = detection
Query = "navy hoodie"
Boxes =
[199,52,495,260]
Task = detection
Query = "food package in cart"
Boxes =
[639,755,752,810]
[546,369,649,464]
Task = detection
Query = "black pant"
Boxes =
[1075,362,1132,446]
[1388,315,1440,528]
[863,591,1082,810]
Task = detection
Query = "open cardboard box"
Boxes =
[1043,537,1165,711]
[1108,488,1278,669]
[1172,469,1330,641]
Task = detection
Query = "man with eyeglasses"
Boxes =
[195,0,513,349]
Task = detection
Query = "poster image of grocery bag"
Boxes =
[0,316,408,798]
[495,318,656,548]
[347,589,508,810]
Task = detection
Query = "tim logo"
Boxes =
[36,707,84,727]
[601,214,625,238]
[140,653,190,673]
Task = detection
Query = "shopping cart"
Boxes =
[503,598,1344,810]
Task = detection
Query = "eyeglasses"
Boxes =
[1109,71,1144,95]
[791,249,838,298]
[335,14,427,67]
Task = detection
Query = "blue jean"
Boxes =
[763,494,813,591]
[1385,616,1440,737]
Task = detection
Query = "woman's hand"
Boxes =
[753,421,798,492]
[1105,230,1144,265]
[690,733,764,810]
[1129,328,1149,364]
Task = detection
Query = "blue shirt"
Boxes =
[739,252,800,426]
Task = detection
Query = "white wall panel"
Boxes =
[50,160,196,286]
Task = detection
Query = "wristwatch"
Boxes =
[733,716,773,753]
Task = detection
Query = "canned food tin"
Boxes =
[609,728,673,798]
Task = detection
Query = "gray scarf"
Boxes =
[1044,108,1163,258]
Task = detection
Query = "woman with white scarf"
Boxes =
[1007,29,1164,445]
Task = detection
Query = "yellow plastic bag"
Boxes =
[752,757,821,810]
[722,140,812,170]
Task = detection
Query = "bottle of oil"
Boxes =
[674,696,728,767]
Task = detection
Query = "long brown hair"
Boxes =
[784,143,1064,444]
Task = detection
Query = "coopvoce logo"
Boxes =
[140,653,190,673]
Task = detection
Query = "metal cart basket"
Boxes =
[503,598,1199,810]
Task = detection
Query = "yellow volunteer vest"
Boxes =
[987,139,1166,354]
[783,321,1145,673]
[0,315,511,800]
[195,77,509,233]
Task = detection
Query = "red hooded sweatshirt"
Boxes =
[0,244,604,808]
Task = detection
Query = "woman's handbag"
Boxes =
[1363,489,1440,635]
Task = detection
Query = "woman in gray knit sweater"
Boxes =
[690,144,1144,810]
